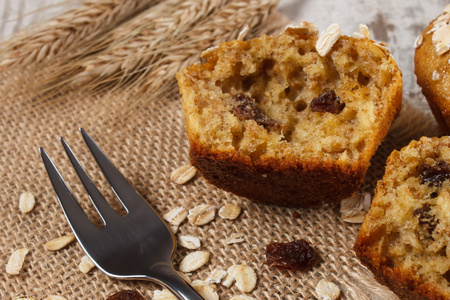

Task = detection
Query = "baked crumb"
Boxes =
[177,24,402,206]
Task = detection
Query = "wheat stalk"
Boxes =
[0,0,159,69]
[36,0,230,98]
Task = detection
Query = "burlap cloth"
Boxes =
[0,3,442,300]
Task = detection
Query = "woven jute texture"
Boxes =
[0,2,443,300]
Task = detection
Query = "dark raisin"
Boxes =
[443,270,450,283]
[293,212,300,219]
[419,160,450,186]
[106,290,145,300]
[310,90,345,114]
[231,93,279,129]
[266,239,316,270]
[413,204,438,235]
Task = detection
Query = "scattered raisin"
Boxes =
[106,290,145,300]
[310,90,345,114]
[266,239,316,271]
[413,204,438,235]
[293,212,300,219]
[231,93,279,129]
[419,160,450,186]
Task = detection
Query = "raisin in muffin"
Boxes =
[176,23,402,207]
[415,5,450,135]
[354,136,450,300]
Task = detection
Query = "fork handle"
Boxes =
[148,263,205,300]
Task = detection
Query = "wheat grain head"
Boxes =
[0,0,159,70]
[37,0,230,97]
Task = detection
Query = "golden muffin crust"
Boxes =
[177,24,402,207]
[415,5,450,135]
[354,136,450,300]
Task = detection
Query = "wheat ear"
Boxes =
[0,0,158,70]
[36,0,230,98]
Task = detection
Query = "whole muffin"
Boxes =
[415,5,450,135]
[177,23,402,207]
[354,136,450,300]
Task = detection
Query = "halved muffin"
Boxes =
[176,23,402,207]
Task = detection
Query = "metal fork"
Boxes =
[39,128,204,300]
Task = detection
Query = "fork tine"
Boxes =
[39,147,99,237]
[79,128,145,211]
[60,137,121,225]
